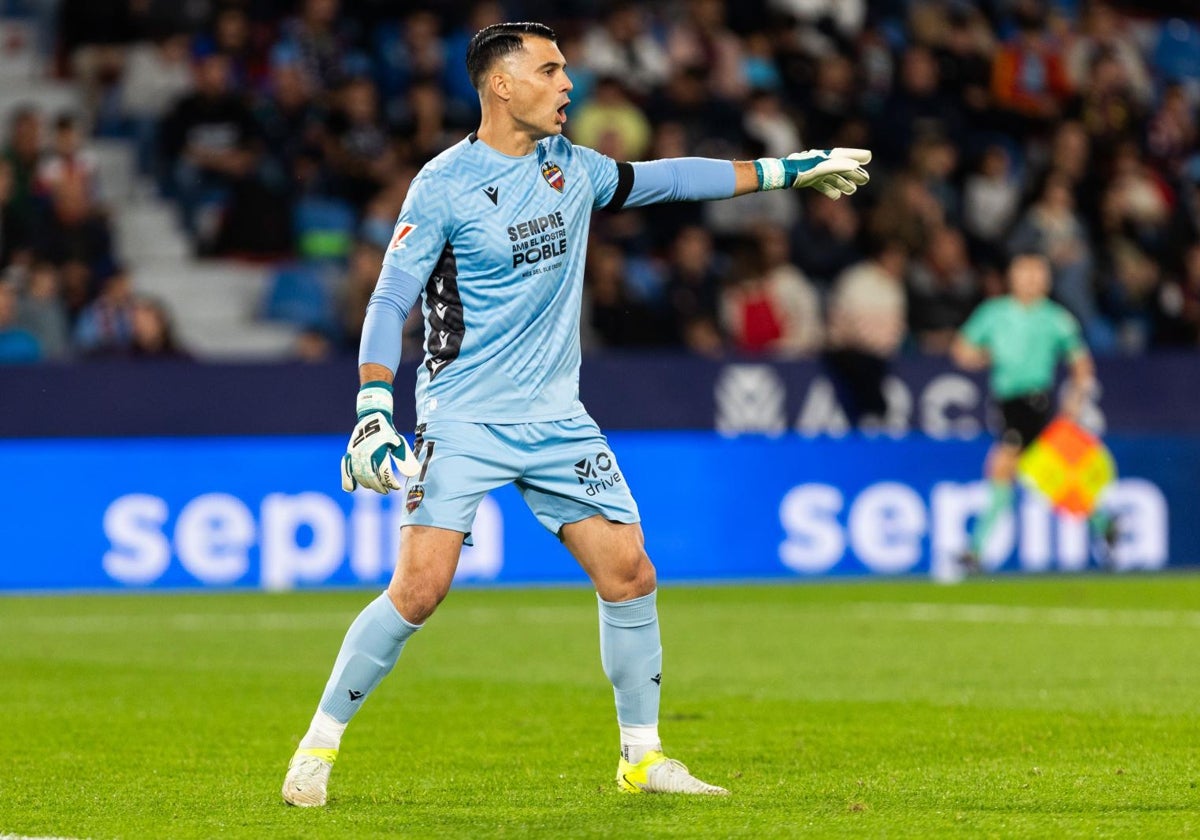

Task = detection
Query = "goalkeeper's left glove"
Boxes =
[755,148,872,199]
[340,381,421,495]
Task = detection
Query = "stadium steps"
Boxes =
[97,140,301,360]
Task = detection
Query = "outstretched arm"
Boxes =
[951,334,990,371]
[1062,350,1097,421]
[612,149,872,209]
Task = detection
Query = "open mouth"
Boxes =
[556,101,569,124]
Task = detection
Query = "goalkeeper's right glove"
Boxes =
[340,381,421,494]
[755,148,872,199]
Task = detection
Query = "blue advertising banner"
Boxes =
[0,433,1185,591]
[0,354,1197,438]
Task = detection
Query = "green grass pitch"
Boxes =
[2,575,1199,839]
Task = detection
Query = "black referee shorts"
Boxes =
[993,390,1054,450]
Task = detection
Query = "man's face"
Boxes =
[1010,256,1051,302]
[501,36,572,140]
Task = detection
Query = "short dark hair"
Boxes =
[465,22,557,91]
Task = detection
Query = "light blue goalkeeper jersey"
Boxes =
[382,133,622,424]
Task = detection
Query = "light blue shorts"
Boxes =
[400,414,640,538]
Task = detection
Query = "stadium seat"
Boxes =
[261,262,338,333]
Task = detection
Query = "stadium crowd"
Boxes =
[0,0,1198,364]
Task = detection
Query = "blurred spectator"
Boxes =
[125,296,189,359]
[739,32,784,93]
[585,242,669,349]
[657,65,744,155]
[743,88,801,160]
[1008,171,1105,346]
[202,4,269,90]
[664,225,725,357]
[1065,1,1153,107]
[909,133,961,223]
[1101,239,1160,353]
[907,225,980,354]
[825,240,909,426]
[0,159,22,270]
[931,4,996,118]
[278,0,356,96]
[581,3,669,97]
[159,50,261,253]
[569,76,652,161]
[16,262,70,359]
[962,143,1021,262]
[875,45,963,168]
[666,0,747,102]
[769,0,866,54]
[1153,241,1200,347]
[798,52,859,150]
[392,78,461,165]
[73,266,134,355]
[35,113,100,201]
[0,281,40,363]
[254,46,327,197]
[126,0,213,43]
[58,0,133,129]
[719,224,822,357]
[1099,142,1172,258]
[323,75,394,208]
[118,34,194,183]
[792,192,863,286]
[58,260,93,324]
[1066,48,1146,168]
[2,106,43,260]
[1145,82,1196,175]
[33,177,114,273]
[374,10,446,111]
[871,169,946,256]
[990,3,1072,130]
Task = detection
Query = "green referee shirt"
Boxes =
[960,296,1086,400]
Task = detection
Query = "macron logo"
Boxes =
[389,222,417,252]
[483,185,499,205]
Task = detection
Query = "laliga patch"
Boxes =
[406,484,425,513]
[541,161,565,192]
[389,222,417,252]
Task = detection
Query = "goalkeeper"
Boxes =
[281,21,872,807]
[951,253,1116,573]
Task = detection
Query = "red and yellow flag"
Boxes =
[1018,417,1116,516]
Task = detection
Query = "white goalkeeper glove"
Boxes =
[755,148,872,199]
[340,381,421,494]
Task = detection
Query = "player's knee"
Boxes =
[386,581,445,625]
[600,551,656,601]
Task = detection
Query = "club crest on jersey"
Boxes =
[541,161,565,192]
[389,222,417,252]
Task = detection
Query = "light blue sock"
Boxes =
[598,590,662,727]
[318,592,420,724]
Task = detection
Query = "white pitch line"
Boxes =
[1,605,589,634]
[845,601,1200,629]
[5,602,1200,634]
[0,834,88,840]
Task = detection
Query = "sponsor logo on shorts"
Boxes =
[574,451,621,496]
